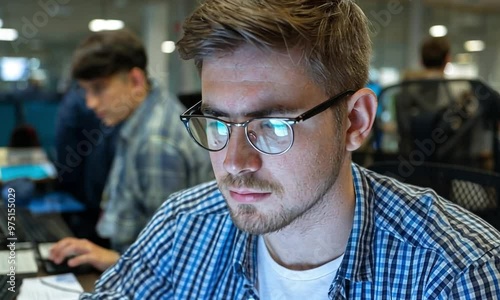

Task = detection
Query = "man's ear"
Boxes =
[345,88,377,152]
[128,67,148,96]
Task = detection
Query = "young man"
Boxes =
[81,1,500,298]
[49,29,213,271]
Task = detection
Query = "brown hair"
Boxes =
[71,29,147,80]
[177,0,372,97]
[421,36,450,69]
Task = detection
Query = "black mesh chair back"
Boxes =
[373,78,500,172]
[368,161,500,230]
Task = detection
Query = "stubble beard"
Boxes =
[220,174,287,234]
[220,148,344,235]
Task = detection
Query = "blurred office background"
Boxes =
[0,0,500,151]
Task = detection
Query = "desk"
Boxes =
[8,271,101,299]
[0,148,51,167]
[35,269,101,292]
[76,272,101,292]
[0,147,56,183]
[0,207,98,296]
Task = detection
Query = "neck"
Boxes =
[262,158,355,270]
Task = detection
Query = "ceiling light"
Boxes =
[161,41,176,54]
[89,19,125,32]
[104,20,125,31]
[464,40,485,52]
[0,28,18,41]
[89,19,106,32]
[429,25,447,37]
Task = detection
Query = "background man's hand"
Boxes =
[49,237,120,272]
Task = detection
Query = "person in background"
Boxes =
[49,29,213,271]
[403,36,451,80]
[81,0,500,298]
[398,35,494,168]
[54,81,120,248]
[383,36,453,157]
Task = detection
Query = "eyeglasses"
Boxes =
[179,90,355,155]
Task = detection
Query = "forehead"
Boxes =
[200,45,322,113]
[79,73,129,91]
[202,45,307,84]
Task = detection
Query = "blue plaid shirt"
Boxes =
[96,83,213,252]
[82,164,500,299]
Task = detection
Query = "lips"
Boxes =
[229,190,271,203]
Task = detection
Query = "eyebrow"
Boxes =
[201,102,299,118]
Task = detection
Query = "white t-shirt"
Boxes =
[257,236,344,300]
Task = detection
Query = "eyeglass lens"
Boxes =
[187,117,293,154]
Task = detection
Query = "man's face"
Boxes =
[79,72,137,126]
[201,45,347,234]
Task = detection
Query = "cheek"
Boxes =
[113,92,134,114]
[209,152,225,177]
[293,124,337,157]
[100,91,116,107]
[285,125,341,171]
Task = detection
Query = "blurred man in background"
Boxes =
[55,81,120,248]
[50,29,213,271]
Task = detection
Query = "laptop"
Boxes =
[0,206,94,275]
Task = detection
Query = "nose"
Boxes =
[223,128,263,176]
[85,92,99,111]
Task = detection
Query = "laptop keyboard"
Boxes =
[0,207,73,243]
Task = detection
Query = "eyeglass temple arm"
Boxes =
[294,90,355,122]
[180,100,203,119]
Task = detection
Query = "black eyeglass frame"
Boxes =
[179,90,355,155]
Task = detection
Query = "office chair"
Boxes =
[368,161,500,230]
[373,78,500,172]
